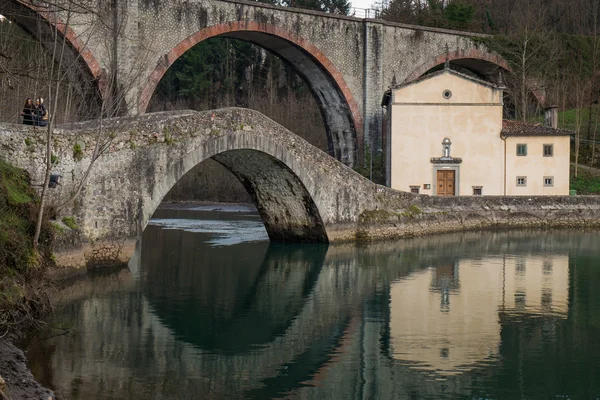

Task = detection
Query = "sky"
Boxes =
[351,0,377,10]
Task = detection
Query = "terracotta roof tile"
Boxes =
[501,120,574,137]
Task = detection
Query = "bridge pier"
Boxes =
[363,21,385,158]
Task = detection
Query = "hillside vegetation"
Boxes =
[571,165,600,194]
[0,159,53,334]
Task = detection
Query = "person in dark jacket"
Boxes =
[34,98,48,127]
[21,98,34,125]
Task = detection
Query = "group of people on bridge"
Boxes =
[21,98,48,127]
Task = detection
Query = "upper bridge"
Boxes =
[5,0,510,166]
[1,108,598,257]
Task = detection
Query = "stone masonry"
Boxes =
[1,108,600,264]
[4,0,509,166]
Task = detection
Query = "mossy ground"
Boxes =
[61,216,78,230]
[0,158,53,334]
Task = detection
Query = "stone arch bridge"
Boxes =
[1,108,598,257]
[4,0,512,166]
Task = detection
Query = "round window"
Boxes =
[442,89,452,99]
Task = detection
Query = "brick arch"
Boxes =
[405,49,545,105]
[405,49,510,83]
[9,1,103,84]
[38,14,103,84]
[139,21,362,165]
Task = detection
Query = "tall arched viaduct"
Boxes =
[4,0,513,166]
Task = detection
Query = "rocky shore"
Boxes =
[0,336,55,400]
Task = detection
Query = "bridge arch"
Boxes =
[405,49,510,84]
[141,113,333,243]
[139,21,362,166]
[0,1,104,105]
[405,49,545,105]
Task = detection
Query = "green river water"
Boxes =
[26,204,600,399]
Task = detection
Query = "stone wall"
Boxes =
[361,191,600,241]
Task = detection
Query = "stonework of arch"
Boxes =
[133,110,380,243]
[154,147,329,243]
[139,21,362,166]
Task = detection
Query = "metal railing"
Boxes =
[348,7,381,19]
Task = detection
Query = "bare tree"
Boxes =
[491,1,560,121]
[27,0,151,250]
[33,0,77,250]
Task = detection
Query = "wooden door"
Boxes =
[437,170,455,196]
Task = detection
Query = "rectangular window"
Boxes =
[472,186,482,195]
[543,144,554,157]
[544,176,554,187]
[410,186,420,194]
[517,176,527,186]
[517,144,527,156]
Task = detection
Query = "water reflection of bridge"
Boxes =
[35,230,600,399]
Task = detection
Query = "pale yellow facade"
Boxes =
[505,136,571,195]
[387,70,570,196]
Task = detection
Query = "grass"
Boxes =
[0,158,54,333]
[0,159,34,205]
[73,142,84,162]
[531,105,600,132]
[571,165,600,194]
[0,159,38,273]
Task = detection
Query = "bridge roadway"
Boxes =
[3,0,512,165]
[1,108,599,263]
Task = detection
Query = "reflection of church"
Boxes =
[389,254,569,375]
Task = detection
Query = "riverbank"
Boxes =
[0,336,55,400]
[0,159,56,399]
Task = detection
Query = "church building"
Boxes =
[382,67,572,196]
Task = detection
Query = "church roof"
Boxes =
[501,120,574,137]
[393,67,504,91]
[382,67,503,106]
